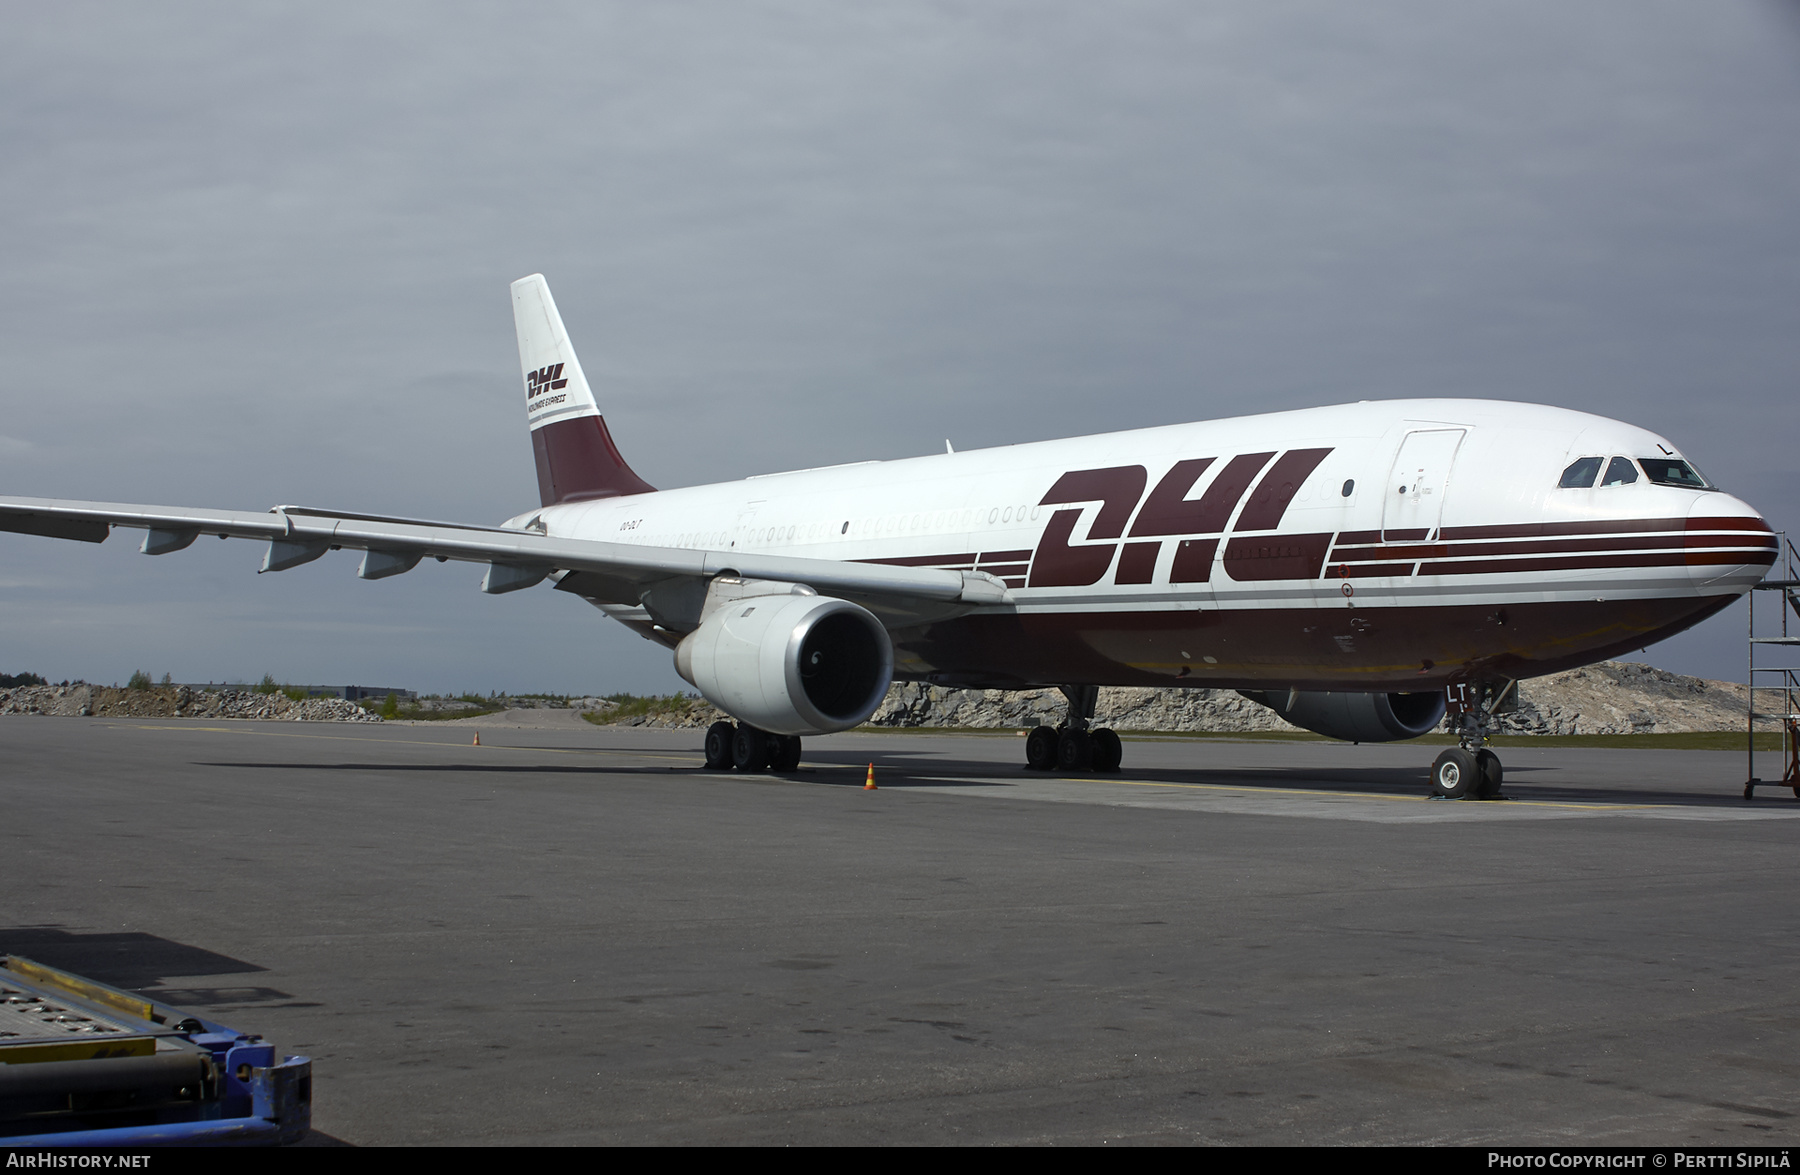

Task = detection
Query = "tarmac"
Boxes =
[3,716,1799,1146]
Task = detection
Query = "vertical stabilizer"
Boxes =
[511,274,654,506]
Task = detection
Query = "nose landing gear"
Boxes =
[1431,682,1510,799]
[1024,686,1123,773]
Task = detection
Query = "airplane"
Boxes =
[0,275,1779,796]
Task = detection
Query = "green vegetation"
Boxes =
[254,674,280,695]
[127,670,153,690]
[581,693,708,725]
[0,671,47,688]
[380,693,400,719]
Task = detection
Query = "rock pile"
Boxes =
[1491,661,1750,736]
[868,661,1754,737]
[0,684,380,722]
[597,697,730,729]
[870,682,1299,733]
[5,660,1750,736]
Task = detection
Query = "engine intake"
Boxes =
[674,583,893,736]
[1238,689,1445,743]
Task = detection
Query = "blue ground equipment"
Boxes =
[0,955,310,1146]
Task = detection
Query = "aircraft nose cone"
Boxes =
[1686,492,1778,592]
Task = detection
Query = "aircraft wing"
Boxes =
[0,496,1010,626]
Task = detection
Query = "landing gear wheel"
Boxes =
[1430,748,1479,799]
[1474,749,1503,798]
[770,734,802,773]
[1025,726,1058,771]
[1090,728,1123,773]
[704,721,735,770]
[1057,728,1093,772]
[731,723,771,772]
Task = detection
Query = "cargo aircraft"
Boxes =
[0,276,1779,796]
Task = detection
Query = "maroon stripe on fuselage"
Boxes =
[1419,549,1775,576]
[1340,562,1416,578]
[980,549,1032,563]
[1222,533,1333,581]
[1433,516,1756,541]
[860,552,979,568]
[1330,533,1773,564]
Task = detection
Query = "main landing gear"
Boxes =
[1024,686,1124,774]
[1430,683,1506,800]
[705,721,802,774]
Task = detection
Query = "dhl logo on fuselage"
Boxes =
[1007,449,1775,589]
[1029,449,1334,588]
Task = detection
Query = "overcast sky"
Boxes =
[3,1,1797,695]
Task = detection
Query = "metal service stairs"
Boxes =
[1745,532,1800,799]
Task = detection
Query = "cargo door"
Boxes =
[1382,429,1464,540]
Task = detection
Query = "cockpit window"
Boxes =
[1638,458,1712,490]
[1559,457,1602,488]
[1601,456,1639,486]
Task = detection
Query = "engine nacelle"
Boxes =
[673,585,894,736]
[1238,689,1445,743]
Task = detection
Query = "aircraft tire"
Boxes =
[1025,726,1058,771]
[1430,748,1479,799]
[770,734,802,773]
[1090,728,1122,773]
[1057,728,1093,772]
[1475,749,1503,798]
[704,721,736,770]
[732,723,771,772]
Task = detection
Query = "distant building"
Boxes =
[325,686,416,702]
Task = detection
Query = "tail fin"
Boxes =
[511,274,654,506]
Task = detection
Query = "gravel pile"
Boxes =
[0,684,380,722]
[870,660,1755,736]
[2,660,1754,736]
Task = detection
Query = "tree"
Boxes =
[380,692,400,719]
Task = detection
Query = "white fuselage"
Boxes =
[514,399,1772,692]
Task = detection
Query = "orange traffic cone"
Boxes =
[864,763,877,790]
[472,732,481,747]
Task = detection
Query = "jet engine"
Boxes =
[1237,689,1446,743]
[673,584,893,736]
